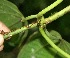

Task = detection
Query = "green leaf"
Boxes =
[55,39,70,58]
[58,39,70,54]
[0,0,25,46]
[0,0,24,29]
[45,29,62,44]
[17,32,57,58]
[49,30,62,40]
[8,0,24,6]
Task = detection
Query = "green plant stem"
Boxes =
[4,23,37,39]
[39,27,70,58]
[18,20,28,47]
[4,5,70,39]
[37,0,63,17]
[21,0,63,22]
[15,20,28,47]
[21,15,37,22]
[43,5,70,24]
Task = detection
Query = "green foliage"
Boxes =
[0,0,70,58]
[8,0,24,6]
[58,39,70,54]
[0,0,23,29]
[0,0,24,47]
[17,32,56,58]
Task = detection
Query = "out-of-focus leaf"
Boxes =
[0,0,24,29]
[49,30,62,39]
[17,31,57,58]
[49,30,70,58]
[58,39,70,54]
[55,39,70,58]
[8,0,24,6]
[45,29,62,44]
[0,0,25,47]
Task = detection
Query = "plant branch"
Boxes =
[43,5,70,25]
[37,0,63,17]
[21,15,37,22]
[21,0,63,22]
[4,23,37,39]
[4,5,70,39]
[39,27,70,58]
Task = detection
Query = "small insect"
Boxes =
[37,19,41,27]
[25,23,35,28]
[37,18,47,28]
[0,30,9,35]
[45,19,52,24]
[24,24,29,28]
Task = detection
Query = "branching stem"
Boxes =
[39,27,70,58]
[4,5,70,39]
